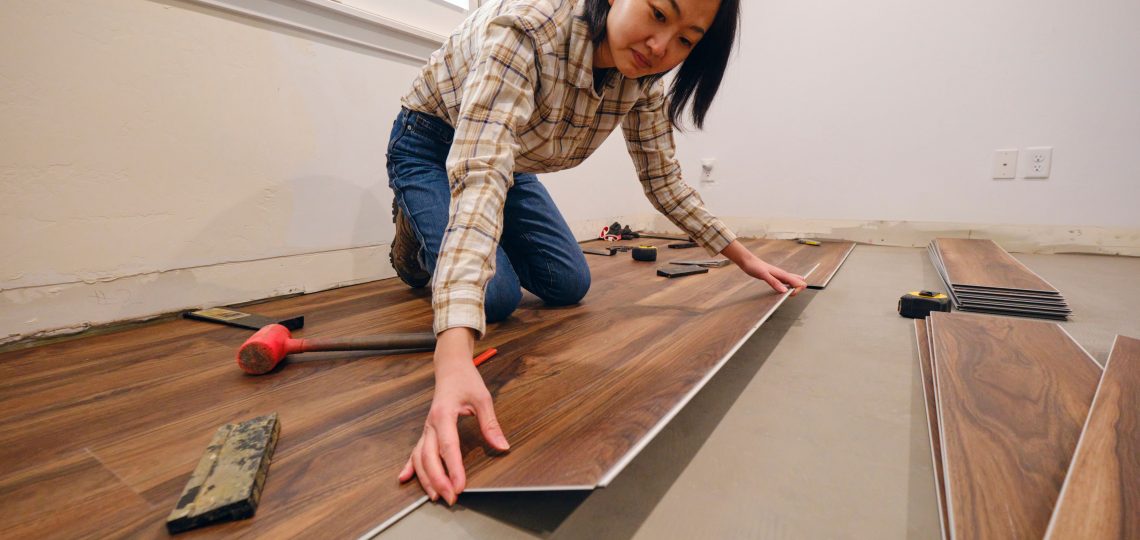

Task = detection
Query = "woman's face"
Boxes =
[595,0,720,78]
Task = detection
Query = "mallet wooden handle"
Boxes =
[237,324,437,375]
[290,333,436,354]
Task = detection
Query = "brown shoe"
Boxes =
[390,199,430,288]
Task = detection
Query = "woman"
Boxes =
[387,0,805,505]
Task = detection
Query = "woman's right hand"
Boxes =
[398,327,510,505]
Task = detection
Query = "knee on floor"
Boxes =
[540,267,591,307]
[484,285,522,323]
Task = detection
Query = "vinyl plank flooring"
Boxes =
[0,450,157,538]
[955,299,1072,314]
[951,285,1061,297]
[933,238,1059,293]
[777,240,855,289]
[1045,335,1140,539]
[461,239,820,489]
[0,237,834,538]
[914,319,948,539]
[954,305,1071,321]
[953,291,1070,307]
[930,312,1101,539]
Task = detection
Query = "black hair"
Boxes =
[583,0,740,130]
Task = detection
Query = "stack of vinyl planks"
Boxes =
[915,312,1140,539]
[927,238,1071,320]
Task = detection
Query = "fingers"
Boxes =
[410,438,437,501]
[436,422,467,496]
[398,456,414,483]
[422,423,456,505]
[472,394,511,451]
[761,272,788,294]
[767,267,807,296]
[785,273,807,296]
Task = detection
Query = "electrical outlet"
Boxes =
[1024,146,1052,179]
[993,149,1017,179]
[699,158,717,184]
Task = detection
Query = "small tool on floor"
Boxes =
[599,221,639,241]
[583,247,616,256]
[797,239,821,246]
[237,324,437,375]
[583,245,634,256]
[670,258,732,268]
[667,241,699,249]
[657,266,709,278]
[167,413,281,534]
[472,348,498,367]
[184,307,304,331]
[636,232,692,242]
[632,245,658,262]
[898,290,952,318]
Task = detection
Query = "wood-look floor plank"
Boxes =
[954,305,1071,321]
[461,239,817,489]
[1045,335,1140,539]
[0,237,833,537]
[934,238,1058,292]
[915,319,948,540]
[955,299,1071,314]
[953,291,1070,307]
[930,312,1100,539]
[799,240,856,289]
[0,450,156,538]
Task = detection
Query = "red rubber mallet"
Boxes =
[237,324,437,375]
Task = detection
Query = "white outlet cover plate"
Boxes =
[1024,146,1052,179]
[993,149,1018,179]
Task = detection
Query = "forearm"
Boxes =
[720,239,758,267]
[434,327,476,373]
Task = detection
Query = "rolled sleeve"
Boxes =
[621,82,737,256]
[432,16,539,338]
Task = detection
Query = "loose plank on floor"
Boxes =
[915,319,948,540]
[1045,335,1140,539]
[930,311,1100,539]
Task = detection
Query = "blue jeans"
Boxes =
[386,107,591,323]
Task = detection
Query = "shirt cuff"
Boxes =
[699,220,737,256]
[432,284,487,339]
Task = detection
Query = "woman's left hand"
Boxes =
[738,257,807,296]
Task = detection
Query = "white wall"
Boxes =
[0,0,646,343]
[4,0,1138,343]
[675,0,1140,229]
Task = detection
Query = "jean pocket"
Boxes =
[409,113,454,145]
[386,117,410,155]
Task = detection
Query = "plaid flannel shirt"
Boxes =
[401,0,737,337]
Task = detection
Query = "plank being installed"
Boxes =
[914,319,948,540]
[1045,335,1140,539]
[459,238,821,490]
[929,311,1100,539]
[781,240,856,289]
[0,237,830,538]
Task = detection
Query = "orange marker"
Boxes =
[472,348,498,367]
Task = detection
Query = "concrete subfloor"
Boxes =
[380,245,1140,539]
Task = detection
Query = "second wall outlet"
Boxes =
[993,149,1018,179]
[1024,147,1052,179]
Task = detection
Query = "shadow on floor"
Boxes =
[452,290,817,538]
